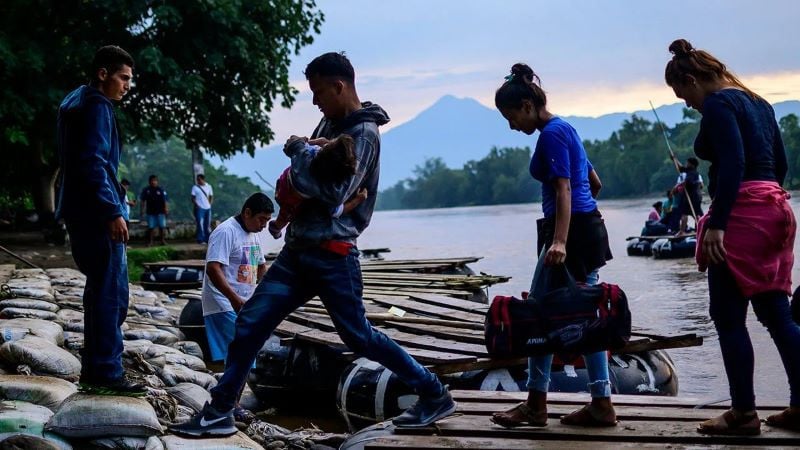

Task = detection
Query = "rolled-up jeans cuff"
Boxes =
[587,379,611,398]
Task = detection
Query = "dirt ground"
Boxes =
[0,231,206,270]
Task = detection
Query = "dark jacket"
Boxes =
[283,102,390,246]
[55,85,124,222]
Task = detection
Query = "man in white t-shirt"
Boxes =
[201,192,273,421]
[191,174,214,244]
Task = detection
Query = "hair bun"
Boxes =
[669,39,694,58]
[509,63,540,85]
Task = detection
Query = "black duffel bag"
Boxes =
[485,258,631,358]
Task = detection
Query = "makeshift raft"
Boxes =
[626,234,696,259]
[163,254,702,431]
[340,390,800,449]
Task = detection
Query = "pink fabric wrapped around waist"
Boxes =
[696,181,796,297]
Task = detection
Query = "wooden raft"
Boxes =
[364,390,800,449]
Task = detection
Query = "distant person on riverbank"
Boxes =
[267,134,368,239]
[201,192,272,423]
[55,45,146,396]
[191,174,214,244]
[666,38,800,435]
[490,63,616,428]
[675,157,704,235]
[170,51,455,438]
[140,174,169,246]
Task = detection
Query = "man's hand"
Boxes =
[544,241,567,266]
[355,188,368,201]
[231,296,246,313]
[702,228,726,265]
[108,216,128,243]
[308,137,331,147]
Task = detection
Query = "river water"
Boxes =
[354,197,800,404]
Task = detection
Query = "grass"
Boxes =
[127,246,179,283]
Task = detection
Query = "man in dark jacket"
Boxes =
[170,52,455,438]
[55,45,146,396]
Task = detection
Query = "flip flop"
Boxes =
[490,402,547,428]
[765,408,800,432]
[697,409,760,436]
[560,404,618,427]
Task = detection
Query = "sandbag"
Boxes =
[159,432,263,450]
[0,298,59,313]
[157,364,217,389]
[90,436,152,449]
[124,329,179,345]
[7,287,54,302]
[0,434,63,450]
[0,307,59,321]
[161,353,205,372]
[170,341,203,360]
[62,332,84,351]
[123,340,155,356]
[0,336,81,381]
[0,318,64,347]
[0,400,53,438]
[45,394,162,438]
[12,269,48,279]
[0,328,30,345]
[166,383,211,413]
[132,304,172,321]
[0,375,77,411]
[56,309,84,323]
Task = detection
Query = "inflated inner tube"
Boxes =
[141,266,204,282]
[626,238,652,257]
[651,237,696,259]
[335,350,678,431]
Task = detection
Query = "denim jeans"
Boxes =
[66,220,129,383]
[526,269,612,397]
[709,263,800,410]
[195,208,211,243]
[210,246,443,411]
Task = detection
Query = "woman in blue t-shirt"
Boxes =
[490,63,616,428]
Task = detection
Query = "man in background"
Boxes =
[140,174,169,246]
[191,173,214,244]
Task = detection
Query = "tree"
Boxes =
[0,0,323,220]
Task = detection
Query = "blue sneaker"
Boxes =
[392,388,457,427]
[168,402,237,437]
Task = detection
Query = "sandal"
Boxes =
[765,407,800,432]
[560,404,617,427]
[697,409,760,436]
[490,402,547,428]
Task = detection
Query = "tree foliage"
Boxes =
[0,0,323,213]
[120,138,263,222]
[379,110,800,210]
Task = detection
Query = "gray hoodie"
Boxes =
[283,102,390,246]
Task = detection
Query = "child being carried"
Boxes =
[269,134,368,239]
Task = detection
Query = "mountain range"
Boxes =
[210,96,800,190]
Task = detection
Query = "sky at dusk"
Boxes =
[262,0,800,142]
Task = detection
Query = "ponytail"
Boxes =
[665,39,758,99]
[495,63,547,110]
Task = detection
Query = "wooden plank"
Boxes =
[275,319,476,365]
[384,321,486,345]
[142,259,205,269]
[393,414,800,446]
[362,257,482,266]
[405,292,489,313]
[368,295,485,322]
[366,287,477,299]
[454,402,785,421]
[449,390,788,410]
[625,234,695,241]
[364,436,731,450]
[288,312,488,357]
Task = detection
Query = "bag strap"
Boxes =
[195,184,210,200]
[531,246,580,301]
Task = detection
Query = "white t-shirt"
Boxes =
[191,183,214,209]
[201,216,266,316]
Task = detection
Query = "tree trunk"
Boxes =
[191,147,204,179]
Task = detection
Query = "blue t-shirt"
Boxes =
[529,117,596,218]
